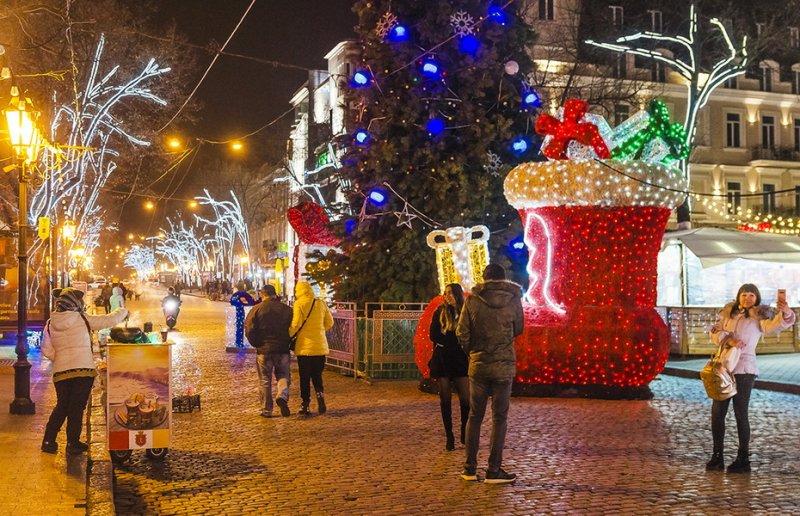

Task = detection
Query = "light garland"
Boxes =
[426,225,490,293]
[504,159,688,209]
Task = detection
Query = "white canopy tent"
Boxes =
[662,227,800,268]
[659,227,800,307]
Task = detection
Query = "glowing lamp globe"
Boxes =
[351,70,371,87]
[387,24,409,42]
[420,59,441,78]
[488,6,507,25]
[511,137,529,155]
[354,129,370,144]
[459,35,480,55]
[426,118,446,135]
[522,91,541,107]
[367,188,388,206]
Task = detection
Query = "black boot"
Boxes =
[459,402,469,445]
[298,404,311,416]
[316,392,327,415]
[705,451,724,471]
[727,450,751,473]
[440,400,454,451]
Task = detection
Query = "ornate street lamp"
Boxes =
[6,94,42,415]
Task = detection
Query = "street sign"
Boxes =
[38,217,50,240]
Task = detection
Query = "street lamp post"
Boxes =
[6,95,41,415]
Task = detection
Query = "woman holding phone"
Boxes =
[706,283,795,473]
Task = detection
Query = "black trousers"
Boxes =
[711,373,756,453]
[44,376,95,444]
[296,355,326,406]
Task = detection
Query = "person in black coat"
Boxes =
[429,283,469,451]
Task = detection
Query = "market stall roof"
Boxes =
[663,227,800,268]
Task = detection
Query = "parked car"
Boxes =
[88,276,108,289]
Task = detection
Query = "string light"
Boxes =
[426,226,490,293]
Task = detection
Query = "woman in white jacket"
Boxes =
[41,288,128,454]
[707,283,795,473]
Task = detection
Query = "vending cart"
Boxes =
[106,341,172,463]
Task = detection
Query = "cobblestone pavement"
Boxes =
[113,292,800,515]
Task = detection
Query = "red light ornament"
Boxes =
[535,99,611,160]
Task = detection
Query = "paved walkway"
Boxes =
[2,288,800,515]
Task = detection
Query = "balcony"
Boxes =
[750,146,800,162]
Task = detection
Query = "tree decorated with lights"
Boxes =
[157,218,210,283]
[124,244,156,279]
[194,190,251,280]
[308,0,538,303]
[585,4,749,227]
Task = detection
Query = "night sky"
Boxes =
[163,0,358,140]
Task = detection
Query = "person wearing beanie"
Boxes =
[41,288,128,455]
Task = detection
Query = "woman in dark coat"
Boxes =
[429,283,469,451]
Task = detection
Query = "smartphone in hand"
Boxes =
[778,288,787,304]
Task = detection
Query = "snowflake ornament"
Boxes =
[450,11,476,37]
[375,12,398,39]
[484,151,503,176]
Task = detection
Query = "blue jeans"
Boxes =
[256,352,291,415]
[464,377,512,472]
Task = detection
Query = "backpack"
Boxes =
[244,306,266,348]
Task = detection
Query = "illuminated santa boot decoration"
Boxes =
[504,158,688,396]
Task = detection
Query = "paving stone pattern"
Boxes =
[113,294,800,515]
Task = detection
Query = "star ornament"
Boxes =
[394,204,418,229]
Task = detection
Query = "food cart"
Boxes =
[106,341,172,463]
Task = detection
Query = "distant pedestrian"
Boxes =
[101,283,113,314]
[245,285,294,418]
[41,288,128,455]
[290,281,333,416]
[109,286,125,312]
[706,283,795,473]
[456,263,523,484]
[429,283,469,451]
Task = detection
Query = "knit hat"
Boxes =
[53,288,85,312]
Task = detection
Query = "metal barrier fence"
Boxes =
[325,302,427,380]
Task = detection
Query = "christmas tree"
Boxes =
[309,0,538,303]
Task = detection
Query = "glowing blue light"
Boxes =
[354,129,370,144]
[352,70,370,87]
[420,59,441,77]
[510,236,526,251]
[368,188,388,206]
[488,5,507,24]
[345,220,357,233]
[459,35,480,54]
[426,118,445,135]
[387,24,409,42]
[511,137,529,154]
[522,91,541,107]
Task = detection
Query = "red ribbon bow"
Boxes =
[535,99,611,160]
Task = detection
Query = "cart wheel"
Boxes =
[145,448,168,460]
[110,450,132,463]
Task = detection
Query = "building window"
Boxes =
[613,55,627,78]
[756,23,765,37]
[793,70,800,94]
[763,183,776,213]
[726,113,741,148]
[728,182,742,214]
[538,0,554,21]
[614,104,629,127]
[609,6,623,29]
[795,119,800,151]
[651,61,665,82]
[792,27,800,48]
[795,187,800,216]
[760,65,773,92]
[648,10,663,32]
[725,76,737,89]
[762,115,776,149]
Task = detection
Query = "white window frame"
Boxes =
[647,10,663,33]
[761,113,778,149]
[791,27,800,48]
[760,63,775,92]
[724,110,745,149]
[609,6,623,28]
[538,0,554,21]
[614,103,630,127]
[794,118,800,151]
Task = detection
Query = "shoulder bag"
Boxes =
[289,298,316,352]
[700,338,739,401]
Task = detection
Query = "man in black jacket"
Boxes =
[456,263,524,484]
[245,285,294,417]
